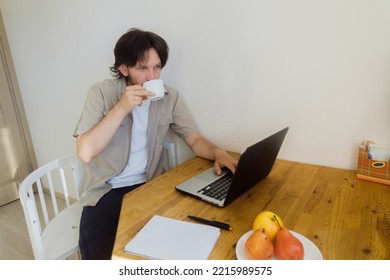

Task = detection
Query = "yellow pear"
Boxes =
[253,211,284,241]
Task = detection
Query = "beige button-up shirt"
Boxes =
[74,78,198,206]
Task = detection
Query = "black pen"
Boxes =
[188,215,233,231]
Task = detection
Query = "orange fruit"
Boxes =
[274,228,304,260]
[245,229,274,260]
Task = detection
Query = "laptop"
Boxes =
[175,127,289,207]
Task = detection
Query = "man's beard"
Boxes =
[125,73,140,86]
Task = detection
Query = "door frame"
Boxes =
[0,10,37,198]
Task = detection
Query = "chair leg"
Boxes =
[76,250,81,260]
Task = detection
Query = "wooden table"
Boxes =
[112,153,390,260]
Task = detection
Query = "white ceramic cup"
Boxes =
[143,79,165,101]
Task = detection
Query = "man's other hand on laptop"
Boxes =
[213,148,238,175]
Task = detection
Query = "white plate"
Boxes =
[236,230,323,260]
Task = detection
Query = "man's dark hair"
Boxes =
[110,28,169,78]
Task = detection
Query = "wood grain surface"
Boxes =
[112,154,390,260]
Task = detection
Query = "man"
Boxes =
[73,28,237,259]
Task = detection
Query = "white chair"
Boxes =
[19,155,83,260]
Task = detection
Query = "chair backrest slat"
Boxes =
[46,171,60,216]
[35,178,50,226]
[59,165,71,206]
[71,159,82,201]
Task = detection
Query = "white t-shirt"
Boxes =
[108,100,150,188]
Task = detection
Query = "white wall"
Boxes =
[0,0,389,170]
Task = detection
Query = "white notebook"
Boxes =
[125,215,220,260]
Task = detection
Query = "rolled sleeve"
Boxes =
[170,91,198,139]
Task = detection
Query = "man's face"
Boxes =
[120,48,162,86]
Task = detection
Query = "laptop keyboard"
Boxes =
[197,173,233,201]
